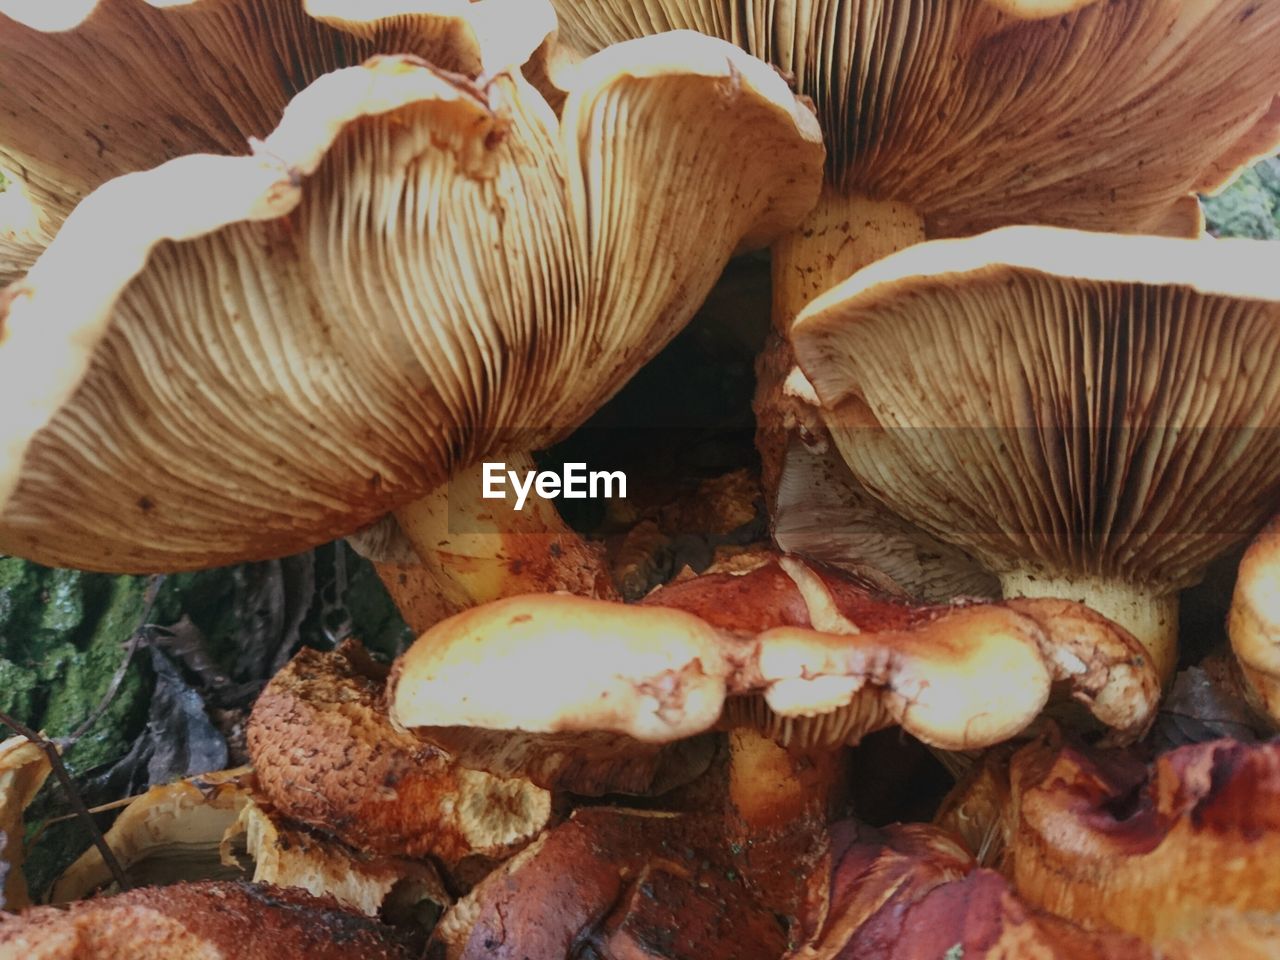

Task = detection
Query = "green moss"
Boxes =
[0,658,39,720]
[1202,157,1280,240]
[339,545,413,659]
[37,576,150,773]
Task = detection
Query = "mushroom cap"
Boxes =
[247,640,551,864]
[792,226,1280,593]
[0,881,418,960]
[0,0,550,281]
[545,0,1280,236]
[431,808,796,960]
[1230,513,1280,721]
[806,821,1152,959]
[0,737,51,911]
[389,553,1158,770]
[0,34,822,572]
[1004,735,1280,943]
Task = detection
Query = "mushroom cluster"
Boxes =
[1,0,1279,957]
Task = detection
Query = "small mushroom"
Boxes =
[247,640,551,865]
[0,881,418,959]
[389,552,1158,800]
[1229,513,1280,721]
[50,768,252,903]
[431,808,799,960]
[0,737,51,911]
[798,821,1151,959]
[47,766,448,924]
[1000,734,1280,945]
[793,226,1280,682]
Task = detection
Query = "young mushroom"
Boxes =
[0,25,822,608]
[540,0,1280,593]
[792,227,1280,682]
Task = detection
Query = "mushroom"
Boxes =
[791,226,1280,682]
[0,881,419,959]
[246,640,551,865]
[50,767,252,903]
[1229,513,1280,721]
[0,737,51,911]
[388,552,1159,799]
[540,0,1280,592]
[998,734,1280,946]
[431,807,804,960]
[0,0,553,282]
[799,821,1152,959]
[0,26,823,606]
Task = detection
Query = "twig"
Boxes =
[0,710,130,892]
[27,792,145,845]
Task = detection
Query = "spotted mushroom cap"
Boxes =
[791,226,1280,598]
[544,0,1280,238]
[0,32,823,572]
[246,640,552,865]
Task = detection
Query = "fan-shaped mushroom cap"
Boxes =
[1002,736,1280,945]
[0,31,822,572]
[793,226,1280,681]
[0,0,553,281]
[0,737,51,911]
[546,0,1280,239]
[247,640,550,864]
[1230,514,1280,721]
[390,553,1158,785]
[0,881,418,960]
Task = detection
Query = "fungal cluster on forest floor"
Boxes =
[1,0,1279,958]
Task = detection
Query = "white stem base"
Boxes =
[1000,572,1178,684]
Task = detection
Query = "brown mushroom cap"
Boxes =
[1002,735,1280,944]
[390,553,1158,784]
[546,0,1280,238]
[1230,513,1280,722]
[792,226,1280,681]
[0,881,418,960]
[431,807,800,960]
[247,640,550,864]
[0,32,822,572]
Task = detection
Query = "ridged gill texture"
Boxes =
[549,0,1280,235]
[0,35,824,570]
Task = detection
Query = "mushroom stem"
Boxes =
[393,452,617,616]
[999,572,1178,684]
[727,728,848,832]
[771,189,926,333]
